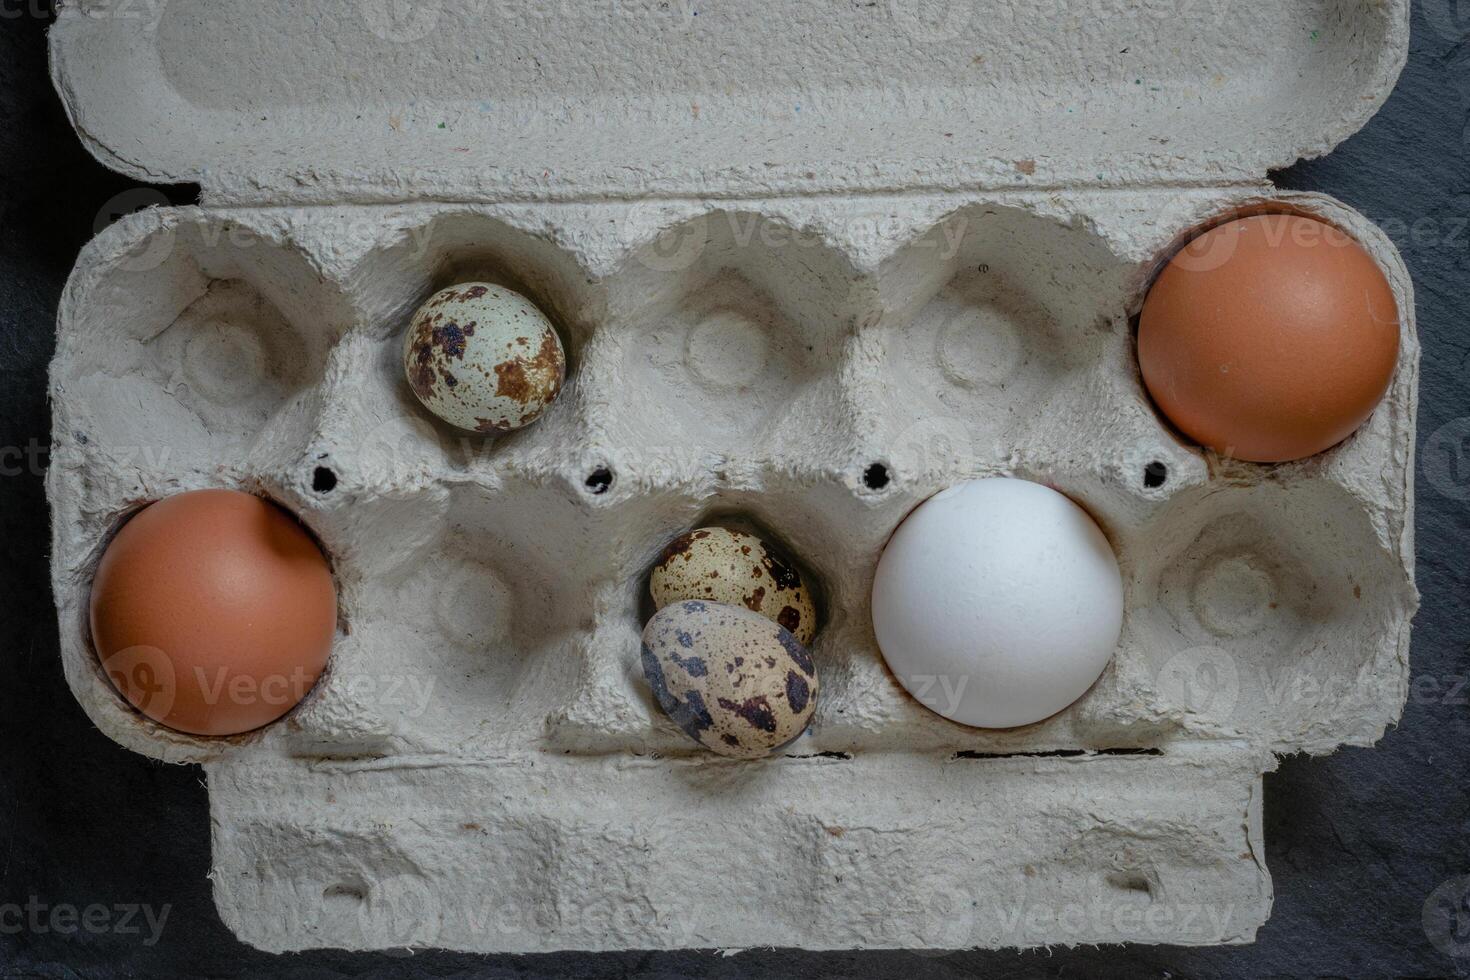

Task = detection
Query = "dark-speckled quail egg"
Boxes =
[641,601,818,759]
[649,527,817,645]
[403,282,566,434]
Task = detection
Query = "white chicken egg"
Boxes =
[871,477,1123,729]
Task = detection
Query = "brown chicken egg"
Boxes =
[89,489,337,736]
[1138,213,1399,463]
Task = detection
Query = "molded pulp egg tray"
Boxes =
[47,0,1417,953]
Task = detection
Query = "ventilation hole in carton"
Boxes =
[1143,460,1168,489]
[863,463,892,491]
[585,467,614,495]
[1105,871,1154,897]
[312,467,338,494]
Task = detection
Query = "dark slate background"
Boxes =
[4,4,1469,977]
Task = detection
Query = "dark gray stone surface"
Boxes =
[3,6,1468,978]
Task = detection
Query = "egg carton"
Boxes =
[46,0,1416,953]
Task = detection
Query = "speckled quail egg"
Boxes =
[403,282,566,434]
[641,600,819,758]
[649,527,818,645]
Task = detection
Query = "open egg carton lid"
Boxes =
[49,0,1407,205]
[47,0,1416,955]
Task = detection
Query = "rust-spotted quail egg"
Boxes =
[641,600,818,758]
[649,527,817,645]
[403,282,566,434]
